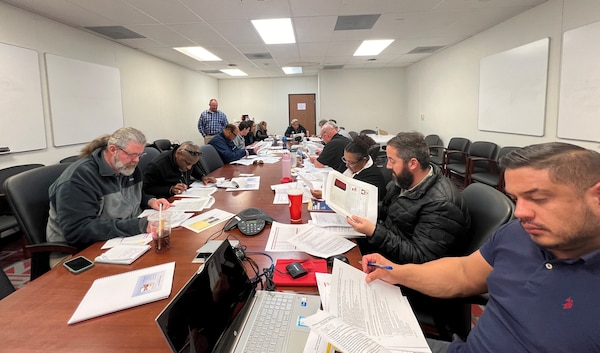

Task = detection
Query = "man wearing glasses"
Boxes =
[47,127,171,250]
[143,142,217,198]
[308,121,351,172]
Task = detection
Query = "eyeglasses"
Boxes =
[184,149,202,157]
[341,156,364,167]
[117,146,147,159]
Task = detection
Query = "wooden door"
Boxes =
[288,94,316,136]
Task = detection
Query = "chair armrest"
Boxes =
[24,242,78,257]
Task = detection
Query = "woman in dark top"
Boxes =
[255,121,269,141]
[284,119,307,140]
[311,134,387,200]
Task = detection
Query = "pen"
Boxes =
[367,262,393,270]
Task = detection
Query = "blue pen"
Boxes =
[367,262,393,270]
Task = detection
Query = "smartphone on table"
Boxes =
[63,256,94,274]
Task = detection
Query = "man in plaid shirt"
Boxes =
[198,98,228,144]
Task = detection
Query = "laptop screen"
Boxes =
[156,240,255,353]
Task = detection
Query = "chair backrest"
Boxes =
[348,131,358,139]
[198,144,224,174]
[461,183,515,255]
[446,137,471,163]
[153,139,173,152]
[359,129,376,135]
[137,146,161,172]
[0,164,45,214]
[4,163,70,247]
[497,146,520,161]
[424,134,442,147]
[469,141,498,160]
[59,155,79,164]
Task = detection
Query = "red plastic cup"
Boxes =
[287,189,303,222]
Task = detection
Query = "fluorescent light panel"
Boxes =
[174,47,221,61]
[220,69,248,77]
[282,67,302,75]
[353,39,394,56]
[251,18,295,44]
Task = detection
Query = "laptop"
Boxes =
[156,240,321,353]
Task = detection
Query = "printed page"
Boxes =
[181,208,235,233]
[286,224,356,258]
[264,221,312,251]
[324,171,378,224]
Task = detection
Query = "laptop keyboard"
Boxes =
[244,293,294,353]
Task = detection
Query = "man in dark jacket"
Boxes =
[347,131,470,264]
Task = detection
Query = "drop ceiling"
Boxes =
[1,0,547,79]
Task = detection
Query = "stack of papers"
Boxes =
[95,244,151,265]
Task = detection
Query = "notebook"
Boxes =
[156,240,321,353]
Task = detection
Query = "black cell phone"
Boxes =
[63,256,94,274]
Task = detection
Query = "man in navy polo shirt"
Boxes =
[362,142,600,353]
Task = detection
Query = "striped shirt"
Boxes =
[198,109,228,136]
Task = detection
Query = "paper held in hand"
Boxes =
[323,170,378,224]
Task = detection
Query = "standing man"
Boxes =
[143,142,217,199]
[47,127,171,249]
[198,98,228,144]
[363,142,600,353]
[309,121,351,172]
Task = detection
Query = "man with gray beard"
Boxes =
[47,127,170,249]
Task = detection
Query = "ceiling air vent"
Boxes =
[84,26,145,40]
[334,15,380,31]
[407,46,445,54]
[245,53,273,60]
[323,65,344,70]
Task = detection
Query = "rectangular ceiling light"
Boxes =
[353,39,394,56]
[251,18,295,44]
[220,69,248,77]
[282,66,302,75]
[174,47,221,61]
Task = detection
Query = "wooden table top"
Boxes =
[0,159,362,352]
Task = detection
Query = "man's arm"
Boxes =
[197,113,206,136]
[363,251,491,298]
[210,137,246,164]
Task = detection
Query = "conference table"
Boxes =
[0,159,363,352]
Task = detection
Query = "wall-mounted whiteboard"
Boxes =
[478,38,549,136]
[45,54,123,146]
[0,42,46,153]
[557,21,600,142]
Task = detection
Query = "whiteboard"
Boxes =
[45,54,123,146]
[0,42,46,153]
[557,21,600,142]
[478,38,549,136]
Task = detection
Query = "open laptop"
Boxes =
[156,240,321,353]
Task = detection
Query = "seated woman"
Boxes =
[311,135,387,201]
[284,119,307,141]
[255,121,269,141]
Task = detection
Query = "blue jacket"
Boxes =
[208,132,250,163]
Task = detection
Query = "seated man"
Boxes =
[309,121,351,172]
[47,127,171,249]
[143,142,217,199]
[233,121,251,149]
[363,142,600,353]
[209,124,261,164]
[347,131,470,264]
[284,119,307,140]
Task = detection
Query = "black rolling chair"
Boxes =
[446,141,498,186]
[137,146,160,173]
[153,139,173,152]
[415,183,515,341]
[0,164,45,240]
[4,164,78,281]
[0,268,15,300]
[467,146,519,192]
[198,144,224,174]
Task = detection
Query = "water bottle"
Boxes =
[281,151,291,179]
[290,148,297,168]
[282,136,288,149]
[296,148,303,167]
[375,126,379,135]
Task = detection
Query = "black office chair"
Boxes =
[359,129,376,135]
[425,134,444,166]
[415,183,515,341]
[4,164,78,281]
[348,131,358,139]
[0,268,15,300]
[441,137,471,178]
[467,146,519,192]
[153,139,173,152]
[0,164,45,240]
[198,144,224,174]
[137,146,161,173]
[446,141,498,186]
[59,155,79,163]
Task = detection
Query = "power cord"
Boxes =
[244,251,275,291]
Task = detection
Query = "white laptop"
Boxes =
[156,240,321,353]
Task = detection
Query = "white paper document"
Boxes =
[228,176,261,191]
[181,208,235,233]
[94,244,151,265]
[68,262,175,324]
[327,261,431,353]
[138,210,193,228]
[178,187,217,198]
[286,224,356,258]
[325,170,378,224]
[264,221,312,251]
[100,233,152,249]
[170,197,215,212]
